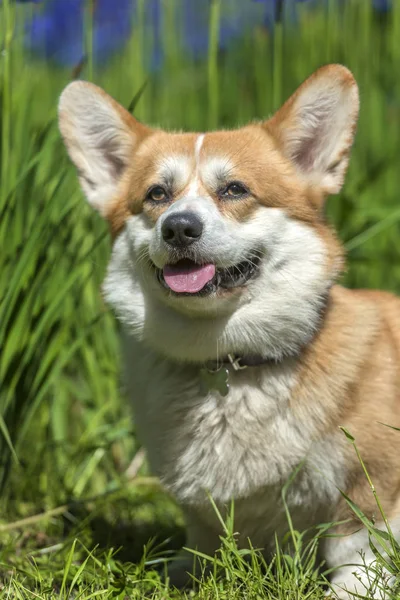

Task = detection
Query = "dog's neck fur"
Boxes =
[193,288,331,370]
[129,284,377,406]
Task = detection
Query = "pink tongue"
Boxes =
[163,263,216,294]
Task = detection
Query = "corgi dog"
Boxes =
[59,65,400,599]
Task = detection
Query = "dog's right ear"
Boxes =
[58,82,150,215]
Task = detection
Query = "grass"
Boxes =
[0,484,343,599]
[2,0,400,597]
[1,467,399,599]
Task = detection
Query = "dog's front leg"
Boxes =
[166,507,221,589]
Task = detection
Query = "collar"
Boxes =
[197,291,331,397]
[204,353,279,372]
[200,353,281,397]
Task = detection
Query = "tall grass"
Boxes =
[0,2,135,504]
[1,0,400,595]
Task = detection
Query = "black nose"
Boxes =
[162,212,203,247]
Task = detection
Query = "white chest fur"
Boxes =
[124,337,347,547]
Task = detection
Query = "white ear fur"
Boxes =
[266,64,359,194]
[58,81,148,215]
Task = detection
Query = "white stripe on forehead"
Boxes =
[194,134,205,166]
[186,134,205,197]
[155,135,205,191]
[156,134,233,199]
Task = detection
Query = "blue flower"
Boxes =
[252,0,310,27]
[25,0,134,66]
[181,0,242,57]
[24,0,263,66]
[180,0,311,59]
[372,0,392,11]
[252,0,308,3]
[22,0,315,69]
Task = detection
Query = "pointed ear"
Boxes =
[58,81,151,215]
[264,64,359,195]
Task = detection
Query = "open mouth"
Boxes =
[155,252,262,296]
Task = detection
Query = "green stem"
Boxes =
[1,0,13,203]
[352,441,394,540]
[208,0,221,130]
[132,0,146,121]
[85,0,95,81]
[272,21,283,112]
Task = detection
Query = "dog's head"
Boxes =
[58,65,358,362]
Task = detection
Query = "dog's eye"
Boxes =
[147,186,168,202]
[222,182,248,199]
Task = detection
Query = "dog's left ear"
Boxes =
[265,64,359,195]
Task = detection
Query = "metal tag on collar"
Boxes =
[200,364,230,397]
[227,354,248,371]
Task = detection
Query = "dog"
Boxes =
[58,64,400,598]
